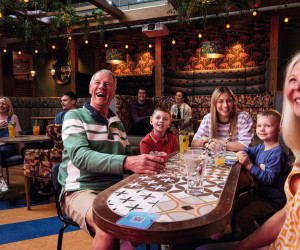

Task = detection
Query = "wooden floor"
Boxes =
[1,164,93,250]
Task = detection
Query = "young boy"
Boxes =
[235,109,291,238]
[140,107,178,155]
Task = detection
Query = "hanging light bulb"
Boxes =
[125,44,129,49]
[104,43,108,48]
[284,17,289,23]
[149,44,152,48]
[198,33,202,38]
[226,23,230,29]
[85,40,88,44]
[68,36,72,40]
[52,45,56,49]
[30,70,36,77]
[252,10,257,16]
[50,67,55,76]
[3,48,7,53]
[172,39,176,45]
[24,0,29,2]
[18,50,22,55]
[34,49,38,54]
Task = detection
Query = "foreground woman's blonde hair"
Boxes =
[282,51,300,165]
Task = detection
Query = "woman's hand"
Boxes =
[191,136,210,147]
[0,120,8,129]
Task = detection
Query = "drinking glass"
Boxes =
[184,147,208,196]
[179,133,189,153]
[8,124,16,137]
[33,120,40,136]
[214,143,226,166]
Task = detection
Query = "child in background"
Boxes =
[235,109,291,237]
[140,107,178,155]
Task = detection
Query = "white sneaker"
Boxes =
[0,177,10,194]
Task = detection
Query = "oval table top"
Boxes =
[93,151,241,245]
[0,135,51,144]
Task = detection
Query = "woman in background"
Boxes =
[0,97,21,196]
[170,91,193,135]
[192,86,254,152]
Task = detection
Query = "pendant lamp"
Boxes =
[200,41,225,59]
[106,49,126,64]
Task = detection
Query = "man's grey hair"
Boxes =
[90,69,117,91]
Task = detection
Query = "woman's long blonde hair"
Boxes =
[0,96,14,117]
[210,86,237,140]
[282,52,300,165]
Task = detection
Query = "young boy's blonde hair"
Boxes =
[152,107,171,119]
[257,109,281,124]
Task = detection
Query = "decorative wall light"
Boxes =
[3,48,7,53]
[104,43,108,48]
[172,39,176,45]
[200,41,225,59]
[252,10,257,16]
[105,49,125,64]
[284,17,289,23]
[198,33,202,38]
[30,70,36,77]
[34,49,38,54]
[226,23,230,29]
[85,40,88,44]
[149,44,152,48]
[50,67,56,76]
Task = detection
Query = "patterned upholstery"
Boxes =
[116,93,275,134]
[23,124,63,180]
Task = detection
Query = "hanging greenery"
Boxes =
[167,0,258,24]
[0,0,105,55]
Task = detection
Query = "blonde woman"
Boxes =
[192,86,254,152]
[0,97,21,195]
[196,52,300,250]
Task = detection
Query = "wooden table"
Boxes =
[31,116,55,131]
[0,135,52,210]
[93,151,241,245]
[0,135,51,144]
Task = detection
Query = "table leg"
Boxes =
[25,176,31,210]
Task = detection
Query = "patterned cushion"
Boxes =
[23,124,63,179]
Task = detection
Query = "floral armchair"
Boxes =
[23,124,63,210]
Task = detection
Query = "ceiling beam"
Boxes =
[87,0,124,20]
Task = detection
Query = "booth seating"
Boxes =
[23,124,62,210]
[9,97,90,131]
[116,92,275,136]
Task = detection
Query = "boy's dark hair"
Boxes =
[64,91,77,104]
[257,109,281,123]
[152,107,170,118]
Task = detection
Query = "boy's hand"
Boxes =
[237,151,252,170]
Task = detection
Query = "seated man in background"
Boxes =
[55,91,77,124]
[58,69,165,249]
[130,87,154,135]
[32,91,78,195]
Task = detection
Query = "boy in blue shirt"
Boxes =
[235,109,291,238]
